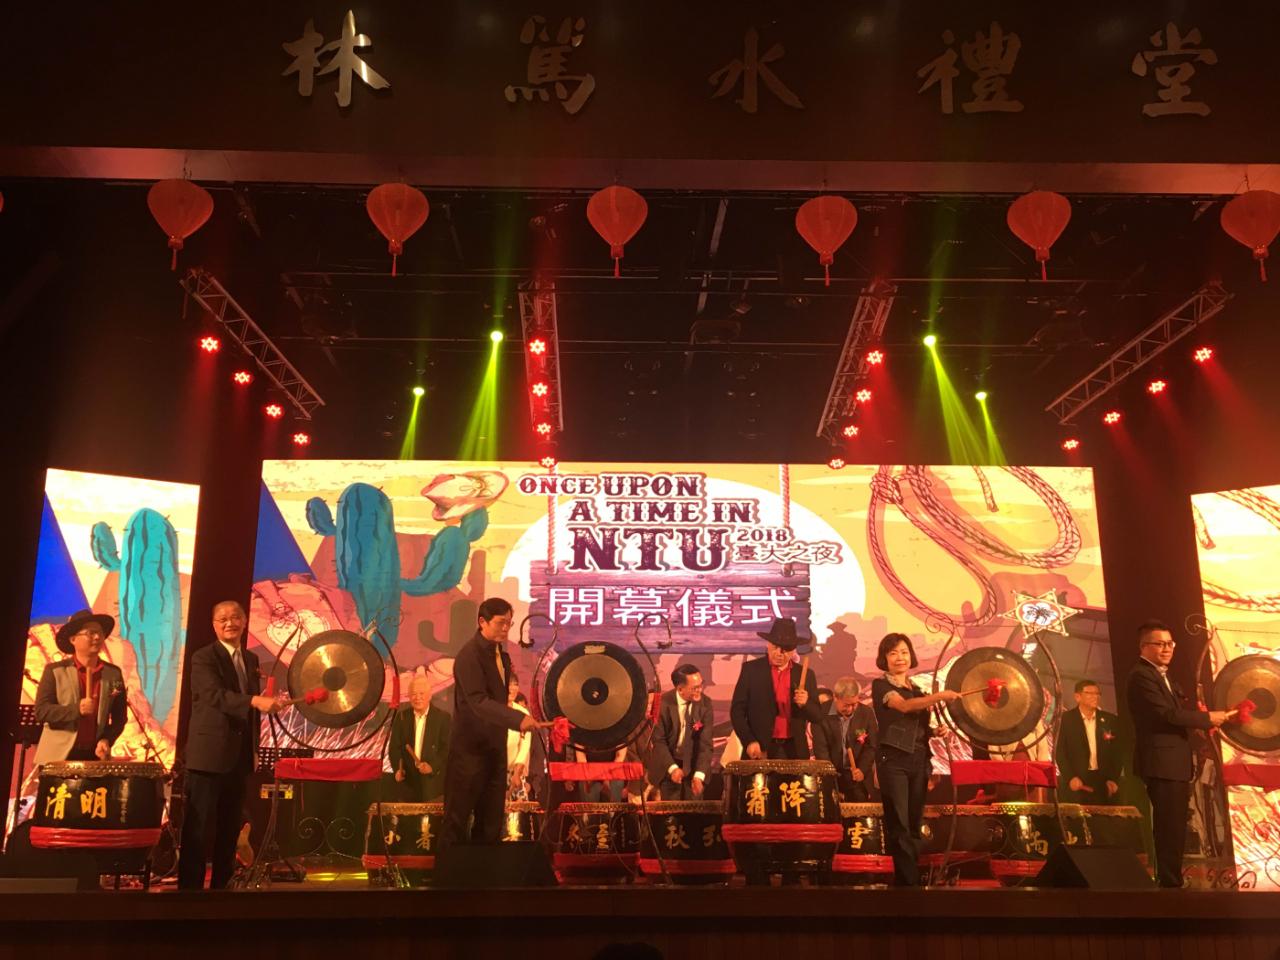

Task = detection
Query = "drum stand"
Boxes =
[236,760,305,889]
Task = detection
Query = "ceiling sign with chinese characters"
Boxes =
[5,3,1275,192]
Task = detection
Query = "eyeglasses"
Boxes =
[1142,640,1176,650]
[214,616,245,625]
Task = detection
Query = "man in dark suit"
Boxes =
[387,673,450,801]
[730,618,823,760]
[1126,619,1233,888]
[178,600,280,889]
[812,675,877,801]
[1056,678,1124,805]
[439,598,547,851]
[648,664,715,800]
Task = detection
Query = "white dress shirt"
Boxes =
[412,708,428,761]
[1081,710,1099,771]
[219,639,248,693]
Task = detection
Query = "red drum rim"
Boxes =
[360,854,435,870]
[638,858,736,876]
[30,826,161,849]
[722,823,843,843]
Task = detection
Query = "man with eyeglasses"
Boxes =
[1126,619,1234,888]
[178,600,280,889]
[32,609,127,766]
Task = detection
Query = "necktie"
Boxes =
[679,700,692,749]
[839,716,851,768]
[232,648,248,694]
[494,646,505,686]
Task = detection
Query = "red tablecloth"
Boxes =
[1222,763,1280,791]
[950,760,1057,788]
[549,762,644,782]
[274,758,382,782]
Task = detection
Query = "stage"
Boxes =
[0,884,1277,960]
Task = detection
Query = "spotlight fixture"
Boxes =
[923,334,938,348]
[865,349,885,366]
[490,330,504,343]
[854,388,872,403]
[842,424,860,438]
[539,455,557,469]
[531,382,549,397]
[292,432,311,446]
[535,421,552,436]
[1147,379,1168,395]
[232,370,253,386]
[528,338,547,355]
[975,390,988,402]
[1061,438,1080,451]
[1193,346,1214,363]
[412,385,426,398]
[1102,410,1121,425]
[265,403,284,419]
[828,456,846,470]
[199,336,221,353]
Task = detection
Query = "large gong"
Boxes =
[1211,654,1280,754]
[287,629,385,729]
[943,647,1045,747]
[542,641,649,751]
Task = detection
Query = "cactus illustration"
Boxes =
[90,508,184,723]
[306,483,488,646]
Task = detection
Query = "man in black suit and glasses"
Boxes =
[648,664,715,799]
[1126,620,1233,887]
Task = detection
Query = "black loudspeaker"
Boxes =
[0,821,100,891]
[1033,845,1153,889]
[433,842,558,888]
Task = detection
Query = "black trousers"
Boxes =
[658,775,703,801]
[1062,768,1118,805]
[766,738,803,760]
[1143,775,1190,887]
[439,747,506,849]
[178,767,248,890]
[835,771,872,803]
[877,748,930,887]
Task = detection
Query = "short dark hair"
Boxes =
[1074,678,1100,694]
[514,692,528,707]
[671,663,701,688]
[478,597,514,622]
[1136,619,1172,644]
[876,632,918,672]
[817,686,833,701]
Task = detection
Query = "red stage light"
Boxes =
[535,421,552,436]
[232,370,253,386]
[828,456,846,470]
[539,455,557,469]
[199,336,220,353]
[529,338,548,355]
[292,432,310,446]
[531,382,549,397]
[865,349,884,366]
[265,403,284,419]
[842,424,860,438]
[1147,378,1167,395]
[1102,410,1121,425]
[854,388,872,403]
[1062,438,1080,451]
[1193,346,1214,363]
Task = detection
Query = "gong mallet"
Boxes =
[956,678,1007,707]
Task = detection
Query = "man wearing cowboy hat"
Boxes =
[730,618,824,761]
[32,609,127,765]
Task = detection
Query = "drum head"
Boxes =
[288,629,385,728]
[943,647,1044,747]
[542,641,648,751]
[1211,654,1280,753]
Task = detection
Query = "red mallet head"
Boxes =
[1234,699,1256,724]
[983,678,1008,707]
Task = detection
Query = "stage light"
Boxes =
[828,456,846,470]
[529,338,547,355]
[975,390,988,402]
[292,432,310,447]
[1062,438,1080,451]
[1103,410,1121,425]
[540,455,557,469]
[1193,346,1214,363]
[412,385,425,398]
[842,424,860,438]
[199,336,220,353]
[855,388,872,403]
[923,334,938,348]
[865,349,885,366]
[531,381,549,398]
[1147,378,1167,395]
[265,403,284,419]
[490,329,504,343]
[232,370,253,386]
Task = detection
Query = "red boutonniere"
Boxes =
[1102,731,1115,741]
[855,732,868,745]
[692,721,704,733]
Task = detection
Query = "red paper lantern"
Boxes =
[1007,191,1071,280]
[147,179,214,271]
[587,185,648,277]
[795,195,857,287]
[1220,189,1280,282]
[366,183,430,277]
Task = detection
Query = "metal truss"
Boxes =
[1045,281,1232,424]
[815,280,897,441]
[519,278,565,435]
[180,268,325,421]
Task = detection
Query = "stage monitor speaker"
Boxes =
[0,822,100,891]
[1033,845,1153,889]
[433,841,557,888]
[0,877,81,893]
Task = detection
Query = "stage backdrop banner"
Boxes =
[18,469,201,775]
[1192,483,1280,891]
[252,462,1110,767]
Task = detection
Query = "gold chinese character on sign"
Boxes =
[79,787,108,820]
[709,28,804,114]
[44,784,71,821]
[1131,23,1217,117]
[1021,828,1049,856]
[664,823,690,850]
[566,822,583,848]
[415,832,432,851]
[504,15,596,115]
[846,822,871,850]
[383,828,401,846]
[702,824,720,848]
[918,23,1023,114]
[595,823,611,851]
[779,780,808,816]
[745,781,770,817]
[282,10,390,109]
